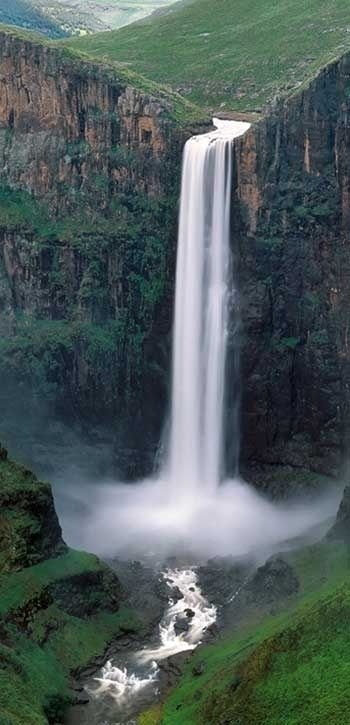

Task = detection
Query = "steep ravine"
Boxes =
[0,28,350,484]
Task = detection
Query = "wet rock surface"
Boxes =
[198,556,254,608]
[108,559,178,632]
[243,556,299,604]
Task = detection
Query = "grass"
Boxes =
[65,0,350,113]
[0,601,139,725]
[0,541,140,722]
[0,548,103,615]
[0,635,69,725]
[161,540,350,724]
[0,22,202,124]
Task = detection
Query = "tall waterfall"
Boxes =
[64,115,338,560]
[167,119,250,497]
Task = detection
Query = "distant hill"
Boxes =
[0,0,65,38]
[32,1,176,36]
[65,0,350,112]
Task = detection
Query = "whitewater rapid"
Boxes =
[90,568,216,710]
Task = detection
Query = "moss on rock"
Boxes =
[0,444,65,573]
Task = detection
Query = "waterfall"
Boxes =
[167,118,250,497]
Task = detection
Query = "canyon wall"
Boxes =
[1,28,350,484]
[0,29,187,476]
[234,54,350,481]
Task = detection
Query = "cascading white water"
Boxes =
[89,568,217,715]
[167,118,250,496]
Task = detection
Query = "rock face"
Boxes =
[243,556,299,605]
[0,29,185,477]
[232,54,350,479]
[1,28,350,482]
[327,485,350,540]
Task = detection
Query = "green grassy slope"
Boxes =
[143,541,350,725]
[66,0,350,112]
[0,23,201,124]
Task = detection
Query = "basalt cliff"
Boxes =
[0,27,350,486]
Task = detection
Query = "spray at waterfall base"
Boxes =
[60,119,339,564]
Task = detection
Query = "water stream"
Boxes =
[83,568,216,722]
[80,118,249,720]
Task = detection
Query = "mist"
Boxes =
[54,472,340,563]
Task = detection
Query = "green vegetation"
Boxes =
[0,548,103,615]
[0,451,140,724]
[138,704,164,724]
[0,452,64,573]
[0,602,138,725]
[0,183,49,229]
[66,0,350,112]
[160,540,350,724]
[0,22,201,124]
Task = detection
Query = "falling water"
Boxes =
[64,117,341,723]
[167,118,250,496]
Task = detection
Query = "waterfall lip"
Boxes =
[192,117,251,144]
[212,116,251,136]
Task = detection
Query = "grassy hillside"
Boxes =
[0,0,65,38]
[66,0,350,112]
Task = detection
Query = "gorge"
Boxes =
[1,2,350,723]
[61,117,340,721]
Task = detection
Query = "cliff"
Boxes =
[0,26,350,484]
[233,53,350,480]
[0,28,194,476]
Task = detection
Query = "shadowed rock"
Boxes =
[244,556,299,604]
[327,486,350,541]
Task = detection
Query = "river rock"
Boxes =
[174,615,190,634]
[108,559,176,631]
[184,608,195,618]
[72,690,89,706]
